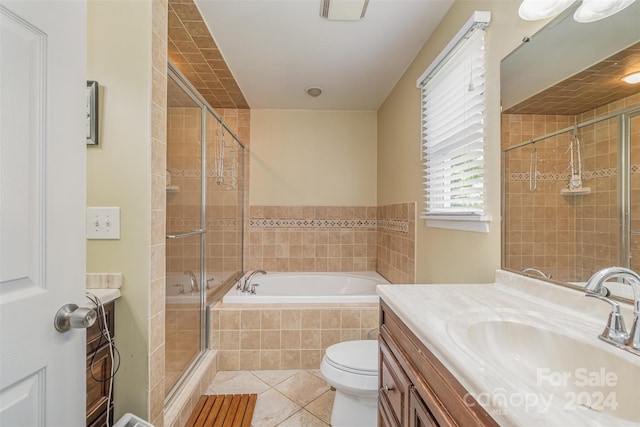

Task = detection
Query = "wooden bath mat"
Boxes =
[184,394,258,427]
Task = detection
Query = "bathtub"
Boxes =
[222,271,388,304]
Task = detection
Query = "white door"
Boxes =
[0,1,87,426]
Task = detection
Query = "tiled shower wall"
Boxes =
[503,93,640,282]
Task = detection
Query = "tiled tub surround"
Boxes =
[246,206,378,273]
[210,304,380,371]
[377,202,416,284]
[246,203,417,283]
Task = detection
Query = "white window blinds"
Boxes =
[418,13,491,232]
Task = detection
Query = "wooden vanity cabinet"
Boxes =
[86,301,115,427]
[378,301,498,427]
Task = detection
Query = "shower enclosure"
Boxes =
[503,104,640,284]
[165,63,245,398]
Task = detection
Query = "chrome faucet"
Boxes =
[522,267,552,279]
[185,270,199,292]
[243,270,266,293]
[585,267,640,356]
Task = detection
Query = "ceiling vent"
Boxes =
[320,0,369,21]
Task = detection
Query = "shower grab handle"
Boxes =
[166,229,205,240]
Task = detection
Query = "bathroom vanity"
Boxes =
[86,300,114,426]
[377,271,640,427]
[85,289,120,427]
[378,300,498,427]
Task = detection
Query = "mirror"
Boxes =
[500,2,640,301]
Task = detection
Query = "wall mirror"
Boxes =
[500,1,640,301]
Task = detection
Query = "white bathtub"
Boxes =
[222,271,388,304]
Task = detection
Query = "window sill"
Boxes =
[422,215,492,233]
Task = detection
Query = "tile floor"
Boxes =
[205,369,334,427]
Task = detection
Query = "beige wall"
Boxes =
[250,109,377,206]
[87,0,152,420]
[377,0,548,283]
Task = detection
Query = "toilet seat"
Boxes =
[320,340,380,426]
[324,340,378,376]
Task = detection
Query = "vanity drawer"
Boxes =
[379,338,411,426]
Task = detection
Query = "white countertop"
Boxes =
[376,270,639,427]
[85,288,121,306]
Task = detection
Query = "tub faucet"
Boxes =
[585,267,640,356]
[521,267,551,280]
[243,270,266,293]
[185,270,199,292]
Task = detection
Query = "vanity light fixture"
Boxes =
[518,0,638,22]
[621,71,640,84]
[320,0,368,21]
[306,87,323,97]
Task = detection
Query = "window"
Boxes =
[417,12,491,233]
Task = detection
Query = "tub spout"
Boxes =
[243,270,266,293]
[185,270,199,292]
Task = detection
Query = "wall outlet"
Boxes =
[87,207,121,240]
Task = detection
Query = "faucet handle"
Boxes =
[586,293,629,345]
[626,300,640,354]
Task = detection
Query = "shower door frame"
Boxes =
[165,62,246,403]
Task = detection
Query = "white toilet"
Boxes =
[320,340,379,427]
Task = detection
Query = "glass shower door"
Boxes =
[165,76,205,395]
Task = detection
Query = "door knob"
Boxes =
[54,303,97,332]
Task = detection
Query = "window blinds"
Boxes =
[419,27,487,219]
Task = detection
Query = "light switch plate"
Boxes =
[87,207,121,239]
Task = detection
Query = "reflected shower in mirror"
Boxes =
[500,3,640,301]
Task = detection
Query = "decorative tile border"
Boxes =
[377,219,409,233]
[508,165,629,182]
[248,217,409,234]
[249,218,378,229]
[168,218,238,229]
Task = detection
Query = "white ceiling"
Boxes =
[195,0,454,110]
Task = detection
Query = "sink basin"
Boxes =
[447,309,640,423]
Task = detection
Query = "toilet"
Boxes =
[320,340,379,427]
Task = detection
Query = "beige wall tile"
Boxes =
[260,350,281,369]
[219,310,240,330]
[301,350,323,369]
[240,330,260,350]
[321,309,341,329]
[341,309,360,329]
[261,330,281,349]
[281,350,301,369]
[239,350,260,370]
[220,330,240,350]
[261,310,281,329]
[241,310,260,329]
[281,310,301,329]
[301,329,322,350]
[281,330,301,349]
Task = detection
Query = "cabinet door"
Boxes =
[379,339,411,426]
[409,387,438,427]
[86,344,113,426]
[379,396,399,427]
